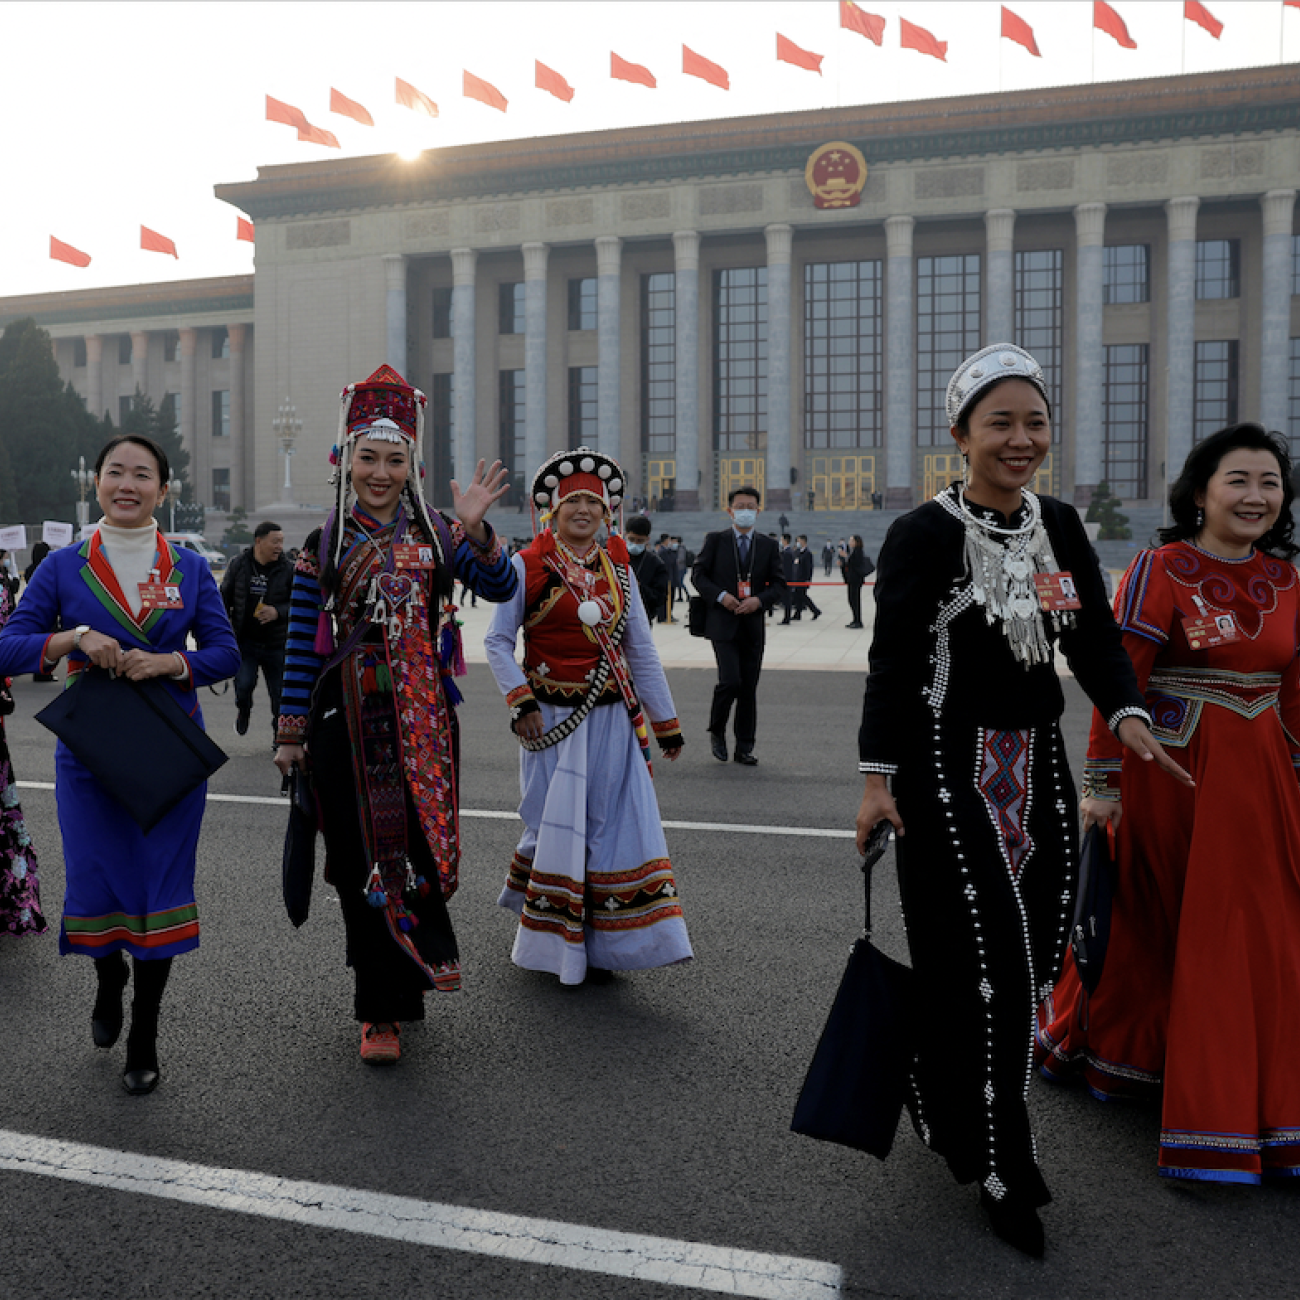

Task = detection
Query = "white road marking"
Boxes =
[16,783,855,839]
[0,1130,842,1299]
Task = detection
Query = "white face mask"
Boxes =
[627,541,646,555]
[732,509,758,529]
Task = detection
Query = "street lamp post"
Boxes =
[167,474,184,533]
[69,456,94,530]
[272,398,302,504]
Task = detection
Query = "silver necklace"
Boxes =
[941,487,1071,667]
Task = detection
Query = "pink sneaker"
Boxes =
[360,1021,401,1065]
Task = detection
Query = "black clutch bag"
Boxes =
[687,594,708,638]
[35,667,227,834]
[281,764,318,928]
[791,823,915,1159]
[1070,821,1117,995]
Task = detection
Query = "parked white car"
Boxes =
[165,532,226,576]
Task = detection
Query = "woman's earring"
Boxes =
[962,452,971,490]
[1196,507,1204,529]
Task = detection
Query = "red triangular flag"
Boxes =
[1094,0,1137,48]
[611,52,656,88]
[1287,1,1300,10]
[536,60,575,102]
[682,45,729,89]
[396,77,439,117]
[1000,6,1041,56]
[236,217,255,243]
[840,0,885,45]
[464,70,508,112]
[50,236,91,268]
[266,95,308,130]
[330,87,374,126]
[297,122,341,148]
[141,225,178,259]
[776,33,823,74]
[900,16,947,62]
[1184,0,1223,38]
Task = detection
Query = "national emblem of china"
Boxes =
[805,142,868,210]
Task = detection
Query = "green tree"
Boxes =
[220,507,253,549]
[117,385,191,501]
[0,317,104,524]
[1085,480,1132,541]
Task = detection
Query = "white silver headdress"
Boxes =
[945,343,1050,428]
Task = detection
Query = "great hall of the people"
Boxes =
[2,63,1298,516]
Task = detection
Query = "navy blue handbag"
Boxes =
[791,825,915,1159]
[1070,821,1117,996]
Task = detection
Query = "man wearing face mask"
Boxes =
[625,516,669,617]
[691,487,786,766]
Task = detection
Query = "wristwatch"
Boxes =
[73,624,92,650]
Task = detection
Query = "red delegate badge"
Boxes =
[393,543,436,570]
[138,581,184,611]
[1181,612,1241,650]
[1033,572,1082,612]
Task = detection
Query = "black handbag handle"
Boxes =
[859,820,891,938]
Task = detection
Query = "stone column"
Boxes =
[1165,196,1200,484]
[383,254,407,373]
[1260,190,1297,434]
[673,231,702,510]
[450,248,477,484]
[179,327,200,502]
[130,330,149,400]
[764,224,794,511]
[884,215,916,509]
[523,242,549,474]
[85,334,103,422]
[595,235,622,456]
[1073,203,1107,505]
[984,209,1016,344]
[228,324,247,511]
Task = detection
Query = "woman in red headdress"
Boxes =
[273,366,517,1066]
[484,448,693,985]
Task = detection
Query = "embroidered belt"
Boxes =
[1146,666,1282,747]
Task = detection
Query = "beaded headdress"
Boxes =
[945,343,1050,428]
[529,446,625,535]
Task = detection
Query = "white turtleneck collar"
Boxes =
[95,519,161,617]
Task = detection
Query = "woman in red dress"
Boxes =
[1037,422,1300,1184]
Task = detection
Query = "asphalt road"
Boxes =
[0,667,1292,1299]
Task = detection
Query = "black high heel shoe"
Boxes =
[91,952,130,1049]
[980,1188,1045,1258]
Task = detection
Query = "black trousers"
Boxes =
[846,581,864,625]
[707,631,764,747]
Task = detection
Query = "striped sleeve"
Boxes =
[276,546,326,745]
[449,519,517,603]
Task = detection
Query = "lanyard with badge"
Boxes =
[734,533,753,600]
[138,567,184,611]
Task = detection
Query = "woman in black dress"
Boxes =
[854,344,1191,1256]
[841,534,873,628]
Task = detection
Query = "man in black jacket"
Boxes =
[690,487,786,766]
[625,515,669,617]
[220,521,293,737]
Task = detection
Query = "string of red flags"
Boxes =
[464,70,508,112]
[140,226,178,259]
[265,95,308,130]
[297,122,340,148]
[840,1,885,45]
[1094,0,1138,49]
[611,52,656,88]
[1185,1,1223,39]
[683,44,729,89]
[776,33,824,74]
[395,77,439,117]
[900,16,947,62]
[1001,6,1042,57]
[330,88,375,126]
[536,60,575,102]
[50,236,91,268]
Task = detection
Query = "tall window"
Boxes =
[73,338,87,367]
[498,370,525,505]
[161,393,179,433]
[641,272,675,456]
[118,395,133,423]
[432,286,454,338]
[118,335,132,365]
[803,260,883,449]
[568,366,597,443]
[917,254,981,445]
[164,330,180,362]
[1196,239,1240,300]
[1103,245,1150,305]
[1193,340,1239,442]
[499,282,524,335]
[1015,249,1064,436]
[1102,344,1149,499]
[1293,235,1300,297]
[567,278,597,331]
[211,326,230,359]
[1287,337,1300,460]
[428,373,454,504]
[212,468,230,512]
[211,389,230,438]
[713,266,767,454]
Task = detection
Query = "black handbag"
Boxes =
[687,594,708,638]
[791,824,916,1159]
[1070,821,1117,996]
[35,667,227,833]
[281,764,318,928]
